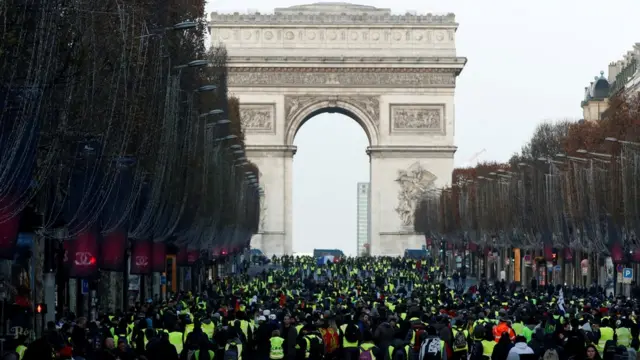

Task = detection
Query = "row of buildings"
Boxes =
[582,43,640,121]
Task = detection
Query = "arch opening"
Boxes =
[285,99,380,147]
[291,112,371,257]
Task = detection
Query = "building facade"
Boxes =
[582,43,639,121]
[356,182,370,256]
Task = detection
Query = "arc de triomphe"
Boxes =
[209,3,466,256]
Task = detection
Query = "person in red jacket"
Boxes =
[492,313,515,343]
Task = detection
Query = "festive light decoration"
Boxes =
[0,1,260,266]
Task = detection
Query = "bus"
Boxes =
[404,249,428,260]
[313,249,344,259]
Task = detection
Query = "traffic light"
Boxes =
[35,303,47,314]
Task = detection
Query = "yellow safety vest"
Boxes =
[183,323,195,343]
[226,341,243,360]
[452,328,469,352]
[360,342,376,359]
[482,340,496,358]
[237,320,250,341]
[598,327,614,353]
[169,331,184,354]
[388,345,410,359]
[340,324,358,348]
[202,322,215,339]
[16,345,27,360]
[409,319,425,348]
[127,323,134,342]
[616,327,631,347]
[303,334,321,358]
[194,349,214,360]
[270,337,285,359]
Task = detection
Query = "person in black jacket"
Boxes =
[255,315,274,360]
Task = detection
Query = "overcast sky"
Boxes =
[205,0,640,255]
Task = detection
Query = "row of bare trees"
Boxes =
[414,94,640,260]
[0,0,258,258]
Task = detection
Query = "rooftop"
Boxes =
[210,2,456,25]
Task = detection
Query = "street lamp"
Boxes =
[605,137,640,146]
[215,134,236,142]
[199,109,224,118]
[172,21,198,30]
[576,149,612,158]
[173,60,210,70]
[196,85,217,93]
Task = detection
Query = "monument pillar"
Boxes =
[247,145,295,256]
[368,146,456,256]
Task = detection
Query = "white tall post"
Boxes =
[44,273,56,324]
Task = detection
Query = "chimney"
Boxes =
[608,62,618,82]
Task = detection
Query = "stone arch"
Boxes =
[214,2,465,256]
[284,96,381,147]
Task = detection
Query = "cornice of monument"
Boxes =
[228,56,467,67]
[366,145,457,158]
[209,3,457,26]
[245,145,298,157]
[229,66,460,74]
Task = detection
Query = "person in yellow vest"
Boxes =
[183,320,196,343]
[235,312,253,348]
[387,342,411,360]
[168,324,185,355]
[15,342,27,360]
[358,331,381,360]
[615,319,632,348]
[339,319,360,360]
[225,330,244,360]
[480,327,496,360]
[270,329,286,360]
[300,324,325,360]
[201,316,216,340]
[596,318,614,355]
[451,322,469,360]
[193,339,216,360]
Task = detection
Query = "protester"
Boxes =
[8,256,640,360]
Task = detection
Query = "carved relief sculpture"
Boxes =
[229,68,455,88]
[284,95,380,128]
[395,162,437,227]
[391,105,444,133]
[239,104,275,132]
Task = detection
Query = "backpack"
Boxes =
[359,346,374,360]
[468,341,484,360]
[411,323,426,352]
[391,345,408,360]
[604,341,628,360]
[452,329,467,352]
[344,324,360,343]
[307,334,325,357]
[483,322,494,339]
[320,328,339,354]
[419,337,441,360]
[224,342,239,360]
